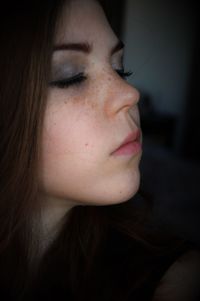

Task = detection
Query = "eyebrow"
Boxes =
[53,40,124,56]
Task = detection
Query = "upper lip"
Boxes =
[113,129,141,152]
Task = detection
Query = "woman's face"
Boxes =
[39,0,142,209]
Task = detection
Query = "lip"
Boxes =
[120,130,141,147]
[111,129,142,156]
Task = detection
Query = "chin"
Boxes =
[90,170,141,207]
[112,177,140,205]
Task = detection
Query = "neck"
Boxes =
[29,198,74,269]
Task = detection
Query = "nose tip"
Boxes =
[127,86,140,107]
[115,82,140,115]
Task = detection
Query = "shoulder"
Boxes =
[152,249,200,301]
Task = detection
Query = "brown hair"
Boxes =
[0,1,187,300]
[0,0,67,296]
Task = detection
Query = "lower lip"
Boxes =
[112,141,142,156]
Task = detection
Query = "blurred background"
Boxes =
[105,0,200,245]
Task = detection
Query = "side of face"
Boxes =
[39,0,142,208]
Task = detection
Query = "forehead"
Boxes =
[55,0,117,45]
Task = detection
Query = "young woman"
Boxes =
[1,0,200,300]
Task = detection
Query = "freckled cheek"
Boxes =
[41,115,98,158]
[41,90,103,158]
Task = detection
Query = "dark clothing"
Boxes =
[0,228,198,301]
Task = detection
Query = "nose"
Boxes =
[104,71,140,117]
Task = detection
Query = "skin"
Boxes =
[37,5,200,295]
[38,0,142,241]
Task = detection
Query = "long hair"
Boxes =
[0,0,67,296]
[0,1,187,300]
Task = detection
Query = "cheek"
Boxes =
[41,103,80,156]
[40,102,101,162]
[38,104,105,198]
[42,120,72,156]
[39,107,86,191]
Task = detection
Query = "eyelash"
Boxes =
[49,69,133,89]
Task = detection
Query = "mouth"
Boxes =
[111,129,142,156]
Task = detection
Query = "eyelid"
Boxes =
[49,72,87,88]
[48,68,133,89]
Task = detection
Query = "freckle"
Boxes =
[85,143,89,147]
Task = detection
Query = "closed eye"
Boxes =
[49,72,87,89]
[49,69,133,89]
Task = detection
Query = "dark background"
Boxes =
[105,0,200,246]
